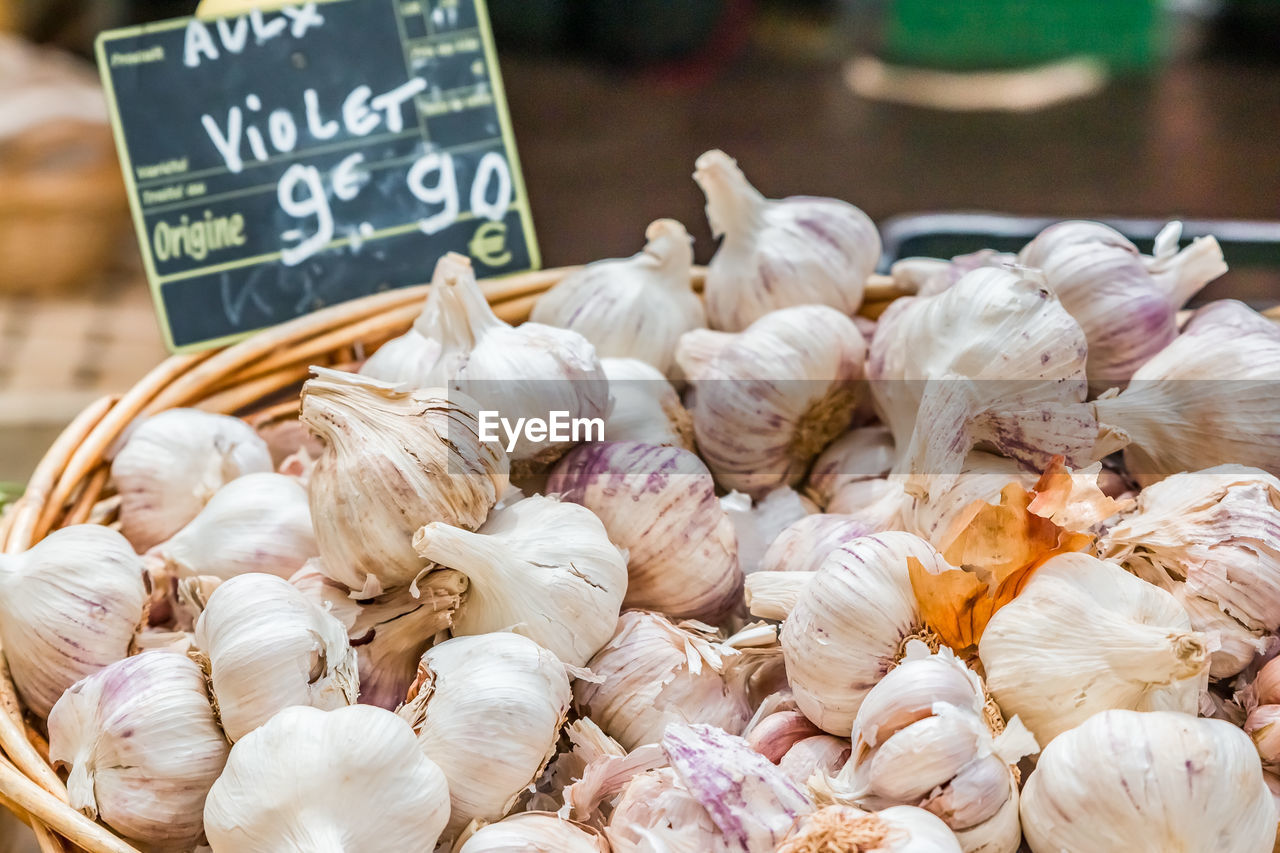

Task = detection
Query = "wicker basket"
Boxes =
[0,265,905,852]
[0,120,129,296]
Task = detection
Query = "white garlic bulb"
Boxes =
[758,513,870,575]
[1020,710,1276,853]
[547,441,742,622]
[204,704,449,852]
[400,632,572,837]
[1100,465,1280,678]
[778,805,963,853]
[1093,299,1280,486]
[827,478,908,532]
[979,552,1210,746]
[890,249,1016,298]
[146,472,316,581]
[599,357,694,449]
[111,408,273,552]
[721,486,819,575]
[458,813,609,853]
[606,767,726,853]
[694,148,880,331]
[575,612,754,751]
[0,525,147,718]
[413,494,627,667]
[359,252,609,466]
[48,652,229,852]
[1018,220,1226,390]
[764,532,948,736]
[677,304,867,496]
[300,367,508,597]
[291,562,468,710]
[868,265,1093,479]
[530,219,705,377]
[806,425,896,508]
[194,573,358,741]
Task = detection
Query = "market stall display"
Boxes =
[0,148,1279,853]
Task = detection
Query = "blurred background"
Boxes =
[1,0,1279,486]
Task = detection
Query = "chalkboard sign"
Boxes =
[96,0,539,352]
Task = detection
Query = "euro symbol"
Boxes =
[468,222,512,267]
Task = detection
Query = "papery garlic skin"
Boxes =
[979,553,1209,747]
[300,367,508,597]
[1020,710,1275,853]
[600,357,694,449]
[146,472,316,581]
[49,652,228,852]
[413,494,627,667]
[204,704,449,853]
[806,425,896,508]
[0,525,147,718]
[194,573,357,741]
[548,441,742,622]
[721,486,819,575]
[868,266,1093,479]
[576,612,753,751]
[111,409,273,552]
[400,632,572,837]
[778,805,963,853]
[677,304,867,496]
[530,219,705,377]
[778,736,851,788]
[1093,300,1280,485]
[459,813,609,853]
[360,252,609,465]
[607,767,728,853]
[828,478,908,531]
[1100,465,1280,678]
[694,149,880,332]
[776,532,948,736]
[1018,220,1226,390]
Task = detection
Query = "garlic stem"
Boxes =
[1149,233,1229,312]
[643,218,696,287]
[434,251,504,344]
[745,571,816,621]
[694,149,767,240]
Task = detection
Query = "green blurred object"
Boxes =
[882,0,1167,71]
[0,482,22,513]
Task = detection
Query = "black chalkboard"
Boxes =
[96,0,539,352]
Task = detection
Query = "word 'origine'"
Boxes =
[478,411,604,453]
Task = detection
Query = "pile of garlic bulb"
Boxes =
[9,151,1280,853]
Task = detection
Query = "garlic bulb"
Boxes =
[291,562,468,710]
[400,632,572,837]
[721,486,819,574]
[759,514,870,575]
[204,704,449,852]
[778,736,851,787]
[575,612,754,750]
[677,304,867,496]
[194,573,358,741]
[890,249,1016,299]
[1100,465,1280,677]
[0,525,147,717]
[300,366,508,597]
[693,149,880,331]
[530,219,704,377]
[48,652,229,852]
[547,441,742,622]
[111,408,273,552]
[600,357,694,449]
[824,642,1037,853]
[412,494,627,667]
[359,252,609,466]
[805,425,896,508]
[606,767,726,853]
[146,472,316,581]
[827,478,908,531]
[1246,705,1280,767]
[459,813,609,853]
[868,265,1093,479]
[1020,710,1276,853]
[760,532,948,736]
[1093,300,1280,485]
[1018,220,1226,390]
[979,552,1210,746]
[778,805,963,853]
[661,722,814,852]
